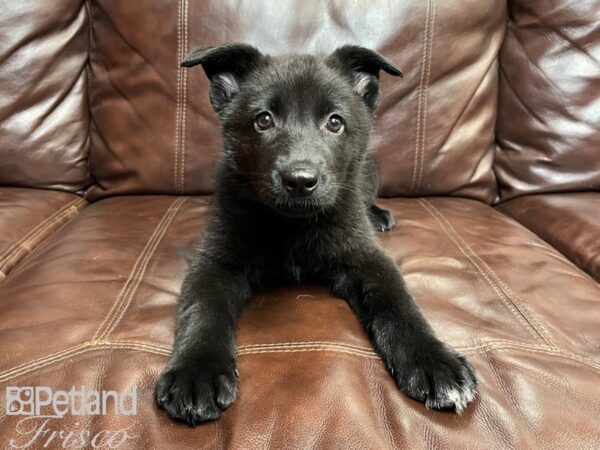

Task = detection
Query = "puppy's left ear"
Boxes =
[182,43,263,113]
[326,45,403,111]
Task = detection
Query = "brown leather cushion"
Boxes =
[495,0,600,201]
[0,1,91,191]
[1,196,598,446]
[499,193,600,282]
[87,0,504,202]
[0,188,86,282]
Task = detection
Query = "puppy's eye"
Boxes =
[326,114,344,133]
[254,111,274,131]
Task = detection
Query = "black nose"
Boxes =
[281,168,320,195]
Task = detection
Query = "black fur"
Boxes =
[156,44,477,425]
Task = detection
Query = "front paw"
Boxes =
[155,357,238,426]
[393,342,477,413]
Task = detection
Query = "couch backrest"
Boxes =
[495,0,600,201]
[0,0,90,192]
[86,0,506,203]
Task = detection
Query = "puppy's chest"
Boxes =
[251,226,340,284]
[282,250,325,283]
[257,254,326,286]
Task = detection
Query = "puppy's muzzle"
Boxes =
[280,167,320,196]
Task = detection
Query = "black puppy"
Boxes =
[156,44,477,425]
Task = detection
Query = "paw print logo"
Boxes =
[6,387,34,416]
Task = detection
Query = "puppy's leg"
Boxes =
[368,204,396,232]
[362,155,395,232]
[155,257,251,425]
[332,250,477,412]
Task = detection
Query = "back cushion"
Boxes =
[0,0,90,192]
[87,0,505,202]
[495,0,600,201]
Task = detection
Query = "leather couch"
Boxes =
[1,1,599,448]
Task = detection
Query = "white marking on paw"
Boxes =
[441,381,476,414]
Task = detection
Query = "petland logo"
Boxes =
[5,386,138,449]
[6,386,137,417]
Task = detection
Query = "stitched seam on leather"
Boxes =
[106,340,377,356]
[455,339,565,355]
[94,197,188,340]
[461,343,600,371]
[419,199,549,344]
[91,200,169,340]
[0,198,83,263]
[417,199,548,345]
[107,339,377,354]
[93,197,188,341]
[416,0,435,193]
[0,342,378,384]
[179,0,188,193]
[111,338,595,365]
[468,243,556,347]
[240,345,600,371]
[0,342,171,384]
[0,203,83,271]
[173,0,183,194]
[410,0,435,194]
[97,341,171,356]
[115,339,595,368]
[105,340,171,354]
[409,0,430,193]
[0,210,62,268]
[0,343,93,383]
[417,199,538,339]
[0,198,87,275]
[0,206,77,273]
[421,199,556,348]
[238,341,374,352]
[237,347,381,358]
[240,345,376,357]
[1,338,598,385]
[458,207,557,344]
[101,339,373,353]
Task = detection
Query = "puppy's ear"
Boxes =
[326,45,403,111]
[182,43,263,113]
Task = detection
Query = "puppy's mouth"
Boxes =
[271,201,323,218]
[254,184,333,218]
[260,194,325,217]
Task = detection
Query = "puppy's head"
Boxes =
[183,44,402,217]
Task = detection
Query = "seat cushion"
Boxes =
[0,196,598,448]
[499,193,600,282]
[0,188,86,282]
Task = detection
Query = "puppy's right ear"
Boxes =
[182,43,263,113]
